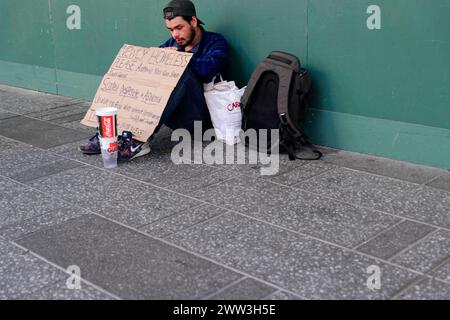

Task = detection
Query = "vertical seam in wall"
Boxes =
[47,0,58,95]
[306,0,309,65]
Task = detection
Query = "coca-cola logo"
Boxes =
[226,101,241,112]
[108,141,118,153]
[101,116,114,138]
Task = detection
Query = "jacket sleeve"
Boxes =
[189,37,228,83]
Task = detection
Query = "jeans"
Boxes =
[152,68,212,137]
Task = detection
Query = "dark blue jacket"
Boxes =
[160,29,228,83]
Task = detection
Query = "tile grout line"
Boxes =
[159,212,228,240]
[1,92,448,185]
[255,170,450,233]
[2,131,449,203]
[387,229,442,262]
[11,161,87,185]
[165,169,241,196]
[2,141,450,289]
[10,242,122,301]
[389,257,450,300]
[137,202,209,228]
[2,175,317,299]
[225,209,450,286]
[352,219,406,251]
[16,271,101,300]
[200,277,247,300]
[422,175,442,187]
[260,290,281,301]
[389,276,427,300]
[2,158,450,280]
[71,212,318,300]
[2,165,450,288]
[5,174,450,298]
[0,107,94,137]
[320,154,449,186]
[426,257,450,280]
[0,204,79,238]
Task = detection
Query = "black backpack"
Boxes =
[241,51,322,160]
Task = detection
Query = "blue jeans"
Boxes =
[152,68,212,136]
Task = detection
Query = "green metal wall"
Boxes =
[0,0,449,169]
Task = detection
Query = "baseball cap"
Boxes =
[163,0,204,25]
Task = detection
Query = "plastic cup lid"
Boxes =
[95,108,117,116]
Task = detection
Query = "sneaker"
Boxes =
[79,132,101,154]
[118,131,151,162]
[79,132,123,155]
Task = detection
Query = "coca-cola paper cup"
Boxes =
[96,108,118,169]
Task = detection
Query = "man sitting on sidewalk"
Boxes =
[79,0,228,161]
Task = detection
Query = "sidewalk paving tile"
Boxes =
[0,239,66,299]
[15,214,243,300]
[389,187,450,229]
[231,160,337,187]
[322,149,446,184]
[114,154,221,187]
[48,140,105,167]
[0,145,66,179]
[355,221,436,260]
[0,206,90,241]
[0,116,90,149]
[0,176,70,229]
[11,159,85,184]
[429,259,450,283]
[426,173,450,192]
[25,103,89,122]
[166,213,420,299]
[391,230,450,276]
[26,166,202,228]
[19,281,115,300]
[393,278,450,300]
[0,85,80,114]
[0,111,19,120]
[140,204,228,239]
[190,175,400,248]
[165,168,241,195]
[265,290,303,300]
[207,278,277,300]
[293,167,421,213]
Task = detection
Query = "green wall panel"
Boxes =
[308,0,450,129]
[0,0,449,169]
[0,0,55,68]
[49,0,169,76]
[195,0,308,86]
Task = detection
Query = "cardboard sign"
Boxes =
[81,44,193,141]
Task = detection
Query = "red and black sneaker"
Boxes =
[79,132,101,154]
[118,131,151,162]
[79,132,124,155]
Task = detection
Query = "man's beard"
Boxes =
[179,26,196,48]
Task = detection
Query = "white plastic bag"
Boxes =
[203,75,246,145]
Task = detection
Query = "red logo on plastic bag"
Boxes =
[226,102,241,111]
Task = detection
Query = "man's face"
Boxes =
[165,16,196,48]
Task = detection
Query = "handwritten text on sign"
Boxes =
[81,45,193,141]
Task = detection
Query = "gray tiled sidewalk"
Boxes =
[1,84,449,300]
